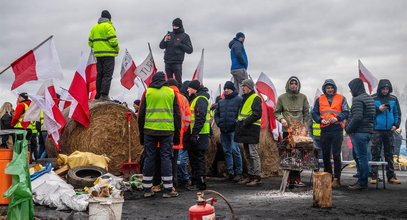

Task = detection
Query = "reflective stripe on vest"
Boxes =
[190,96,210,134]
[14,103,35,130]
[144,87,175,131]
[312,122,321,136]
[319,94,345,128]
[238,93,262,126]
[88,21,119,57]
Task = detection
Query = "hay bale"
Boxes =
[46,100,143,175]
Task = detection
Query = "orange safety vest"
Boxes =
[319,94,345,128]
[169,85,192,149]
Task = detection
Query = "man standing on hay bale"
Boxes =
[274,76,310,188]
[235,79,263,186]
[88,10,120,101]
[345,78,375,190]
[138,72,181,198]
[184,80,210,190]
[215,81,244,182]
[312,79,350,188]
[229,32,248,95]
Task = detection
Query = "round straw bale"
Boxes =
[46,100,143,175]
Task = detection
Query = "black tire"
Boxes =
[67,165,107,189]
[35,158,58,168]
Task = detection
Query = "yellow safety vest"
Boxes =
[190,96,210,134]
[14,103,36,131]
[312,121,321,136]
[238,93,262,126]
[88,20,120,57]
[40,111,47,131]
[144,87,175,131]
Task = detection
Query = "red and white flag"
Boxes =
[10,36,64,90]
[120,49,137,89]
[255,72,280,141]
[67,51,91,127]
[135,49,157,86]
[58,87,71,111]
[358,60,378,94]
[135,77,147,100]
[24,80,66,150]
[192,49,204,84]
[85,51,97,99]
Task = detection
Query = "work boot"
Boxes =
[99,94,111,101]
[162,189,179,198]
[151,185,161,192]
[246,176,262,187]
[370,179,378,184]
[389,177,401,184]
[348,183,368,190]
[233,174,243,182]
[332,178,340,188]
[237,176,252,185]
[143,189,155,198]
[186,184,200,191]
[227,174,235,181]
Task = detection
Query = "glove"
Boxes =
[190,135,199,146]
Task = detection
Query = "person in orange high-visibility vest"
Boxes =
[312,79,349,188]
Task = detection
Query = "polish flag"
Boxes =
[58,87,71,111]
[10,36,64,90]
[135,77,147,100]
[24,80,66,150]
[67,51,91,127]
[135,50,157,86]
[255,72,280,141]
[192,49,204,84]
[358,60,378,94]
[85,51,97,99]
[120,49,137,89]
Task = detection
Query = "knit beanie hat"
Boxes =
[172,18,183,28]
[188,80,201,90]
[101,10,111,20]
[152,71,166,82]
[242,79,254,90]
[19,92,29,100]
[223,81,236,91]
[235,32,245,39]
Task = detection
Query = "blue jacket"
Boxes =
[214,91,243,133]
[228,38,248,70]
[372,79,401,130]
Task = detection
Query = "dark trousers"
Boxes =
[188,149,206,185]
[96,57,115,99]
[320,131,343,179]
[165,63,182,84]
[371,130,395,180]
[142,135,174,192]
[153,149,179,187]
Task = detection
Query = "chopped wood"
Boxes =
[313,172,332,208]
[55,165,69,175]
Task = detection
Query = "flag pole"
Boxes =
[0,35,54,75]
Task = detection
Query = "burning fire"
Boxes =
[287,121,309,148]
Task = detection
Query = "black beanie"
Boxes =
[101,10,111,20]
[152,71,166,82]
[19,92,29,100]
[188,80,201,90]
[224,81,236,91]
[172,18,183,28]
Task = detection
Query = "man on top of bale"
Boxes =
[312,79,350,188]
[88,10,120,101]
[229,32,248,95]
[345,78,375,190]
[138,72,181,198]
[235,79,263,186]
[184,80,210,190]
[274,76,310,188]
[215,81,244,182]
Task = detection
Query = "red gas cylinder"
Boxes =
[189,192,217,220]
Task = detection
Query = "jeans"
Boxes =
[350,133,371,186]
[230,68,248,95]
[220,132,243,176]
[38,131,48,159]
[177,149,190,181]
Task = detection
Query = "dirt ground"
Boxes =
[29,167,407,220]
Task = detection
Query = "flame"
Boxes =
[287,121,308,148]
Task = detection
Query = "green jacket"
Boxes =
[88,18,120,57]
[274,76,310,132]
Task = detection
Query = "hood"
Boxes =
[196,87,210,99]
[173,27,185,35]
[285,76,301,93]
[377,79,392,96]
[149,72,167,89]
[228,38,242,49]
[98,17,110,24]
[322,79,337,94]
[348,78,366,97]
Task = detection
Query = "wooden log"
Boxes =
[55,165,69,176]
[313,172,332,208]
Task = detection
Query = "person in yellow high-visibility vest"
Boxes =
[138,72,181,198]
[234,79,263,186]
[184,80,210,191]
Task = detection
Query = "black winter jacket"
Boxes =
[159,28,193,64]
[234,91,262,144]
[345,78,375,134]
[1,113,13,130]
[215,91,242,133]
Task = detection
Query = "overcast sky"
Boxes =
[1,0,407,112]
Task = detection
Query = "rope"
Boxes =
[203,190,236,220]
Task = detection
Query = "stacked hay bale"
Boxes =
[46,100,143,175]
